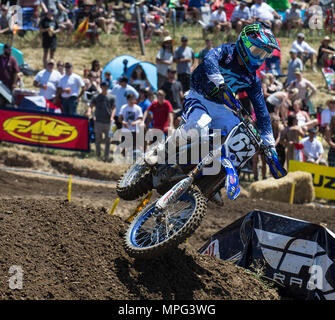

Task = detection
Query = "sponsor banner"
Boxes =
[0,107,89,152]
[289,160,335,200]
[199,210,335,300]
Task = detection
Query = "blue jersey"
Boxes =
[190,43,273,144]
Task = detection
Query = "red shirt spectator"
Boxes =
[212,0,236,21]
[0,44,20,91]
[145,90,174,134]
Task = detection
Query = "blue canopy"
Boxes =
[102,55,158,92]
[0,43,24,66]
[102,55,139,87]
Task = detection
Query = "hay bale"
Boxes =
[249,171,315,204]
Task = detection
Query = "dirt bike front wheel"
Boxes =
[124,188,207,259]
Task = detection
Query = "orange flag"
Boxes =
[73,17,89,41]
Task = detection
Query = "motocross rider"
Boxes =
[146,23,287,203]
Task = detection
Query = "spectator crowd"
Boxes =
[1,0,335,174]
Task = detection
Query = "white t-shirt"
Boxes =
[231,5,251,22]
[208,10,227,27]
[119,104,143,132]
[250,3,275,21]
[321,108,335,127]
[34,69,61,100]
[301,136,324,160]
[291,40,317,55]
[110,84,139,116]
[58,73,85,98]
[156,48,173,76]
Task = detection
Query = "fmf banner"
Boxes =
[289,160,335,200]
[199,210,335,300]
[0,107,89,152]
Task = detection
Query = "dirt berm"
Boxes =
[0,197,279,300]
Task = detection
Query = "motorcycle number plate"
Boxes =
[224,122,259,168]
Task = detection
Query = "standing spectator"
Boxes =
[39,9,60,69]
[110,76,139,129]
[87,81,115,162]
[161,67,184,127]
[56,62,85,115]
[287,68,317,112]
[291,99,311,127]
[250,0,282,34]
[280,114,306,163]
[156,36,175,89]
[325,115,335,167]
[174,36,195,93]
[317,36,335,68]
[283,1,303,35]
[291,33,317,72]
[205,5,232,36]
[321,96,335,130]
[33,59,61,102]
[285,48,303,87]
[231,0,252,34]
[56,60,65,75]
[198,39,214,64]
[301,128,327,165]
[118,93,144,155]
[144,90,174,135]
[0,43,19,92]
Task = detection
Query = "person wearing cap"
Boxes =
[317,36,335,68]
[87,81,116,162]
[33,59,62,101]
[0,43,19,92]
[110,76,139,128]
[161,67,184,127]
[39,8,60,69]
[173,36,195,92]
[205,5,232,36]
[283,1,303,35]
[287,68,316,112]
[321,97,335,129]
[156,36,175,89]
[231,1,252,34]
[56,63,85,115]
[300,127,327,165]
[291,33,317,72]
[285,48,303,86]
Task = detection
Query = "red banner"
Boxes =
[0,108,89,152]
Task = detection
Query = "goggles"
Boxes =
[249,45,273,60]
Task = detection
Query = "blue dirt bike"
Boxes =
[117,92,287,259]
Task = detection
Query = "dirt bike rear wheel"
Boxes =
[116,157,153,201]
[124,187,207,259]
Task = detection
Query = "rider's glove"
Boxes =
[209,83,236,109]
[264,146,287,179]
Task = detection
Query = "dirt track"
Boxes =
[0,168,334,300]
